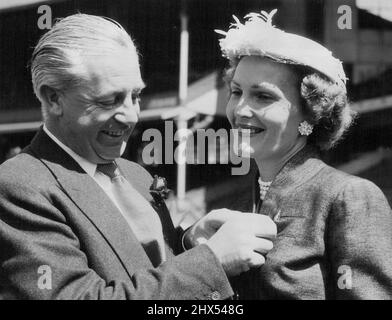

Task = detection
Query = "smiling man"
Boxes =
[42,46,143,163]
[0,14,276,299]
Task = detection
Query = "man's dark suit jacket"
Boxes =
[0,129,233,299]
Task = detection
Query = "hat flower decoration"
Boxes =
[215,9,347,90]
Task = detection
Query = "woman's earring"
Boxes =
[298,121,313,136]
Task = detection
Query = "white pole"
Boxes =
[176,0,189,206]
[179,8,189,105]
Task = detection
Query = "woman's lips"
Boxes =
[235,123,265,135]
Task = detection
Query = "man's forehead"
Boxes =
[80,50,144,91]
[83,49,140,73]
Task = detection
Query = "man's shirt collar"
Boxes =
[43,125,97,177]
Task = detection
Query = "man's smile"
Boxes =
[101,129,126,138]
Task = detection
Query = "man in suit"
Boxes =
[0,14,276,299]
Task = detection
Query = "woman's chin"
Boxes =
[233,143,255,158]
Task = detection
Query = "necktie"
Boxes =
[97,162,166,266]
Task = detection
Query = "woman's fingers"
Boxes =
[252,237,274,255]
[248,251,266,268]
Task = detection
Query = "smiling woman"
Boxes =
[226,56,307,181]
[216,9,392,299]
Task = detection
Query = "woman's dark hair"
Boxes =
[299,69,356,150]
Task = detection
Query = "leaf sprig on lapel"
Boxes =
[149,175,171,200]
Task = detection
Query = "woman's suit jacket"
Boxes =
[231,145,392,299]
[0,129,233,299]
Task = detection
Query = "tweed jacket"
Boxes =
[0,129,233,300]
[230,145,392,299]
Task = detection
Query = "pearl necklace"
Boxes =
[258,177,272,201]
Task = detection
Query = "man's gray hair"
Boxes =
[31,13,138,120]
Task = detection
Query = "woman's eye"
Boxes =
[230,89,242,96]
[255,93,272,100]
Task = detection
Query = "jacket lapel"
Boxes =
[28,129,153,277]
[116,160,178,257]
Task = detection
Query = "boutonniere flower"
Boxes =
[150,175,171,200]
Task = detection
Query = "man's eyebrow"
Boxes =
[94,84,146,99]
[136,81,146,92]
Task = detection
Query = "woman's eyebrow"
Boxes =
[251,82,284,96]
[230,80,241,87]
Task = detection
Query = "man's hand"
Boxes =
[184,209,277,277]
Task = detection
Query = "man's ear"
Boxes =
[40,85,64,116]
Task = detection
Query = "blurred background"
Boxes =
[0,0,391,226]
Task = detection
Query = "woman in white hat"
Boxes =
[216,10,392,299]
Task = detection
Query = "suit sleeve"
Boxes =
[327,178,392,299]
[0,168,233,300]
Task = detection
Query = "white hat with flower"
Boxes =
[215,9,347,90]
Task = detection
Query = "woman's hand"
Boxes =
[184,209,277,277]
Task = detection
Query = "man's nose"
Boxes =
[114,99,140,126]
